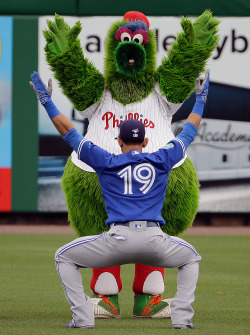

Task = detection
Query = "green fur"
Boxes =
[104,21,157,105]
[161,158,200,235]
[44,23,104,111]
[155,12,219,103]
[193,10,220,46]
[109,72,155,105]
[44,14,80,54]
[61,157,107,236]
[62,157,199,237]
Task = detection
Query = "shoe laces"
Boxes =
[100,296,119,316]
[150,295,162,306]
[141,295,162,316]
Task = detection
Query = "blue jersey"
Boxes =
[76,138,185,226]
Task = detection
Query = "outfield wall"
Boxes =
[0,17,38,212]
[1,0,250,16]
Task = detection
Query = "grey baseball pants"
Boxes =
[55,221,201,328]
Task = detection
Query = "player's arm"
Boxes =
[30,72,75,135]
[30,71,84,151]
[161,70,209,169]
[176,69,209,149]
[30,72,109,170]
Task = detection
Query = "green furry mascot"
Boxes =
[43,11,219,318]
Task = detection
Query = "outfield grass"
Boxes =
[0,234,249,335]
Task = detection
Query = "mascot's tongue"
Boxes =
[129,58,135,65]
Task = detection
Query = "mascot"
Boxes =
[43,11,219,318]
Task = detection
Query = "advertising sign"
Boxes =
[0,17,13,211]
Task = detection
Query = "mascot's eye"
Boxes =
[132,34,144,44]
[120,32,132,42]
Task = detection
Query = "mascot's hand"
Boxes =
[180,17,195,42]
[195,69,209,103]
[43,13,82,55]
[193,10,219,47]
[29,72,52,105]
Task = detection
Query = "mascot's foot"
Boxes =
[91,294,121,319]
[133,294,172,318]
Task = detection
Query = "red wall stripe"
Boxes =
[0,168,11,211]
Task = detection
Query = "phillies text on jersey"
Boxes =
[71,84,187,172]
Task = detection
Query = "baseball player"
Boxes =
[30,70,209,329]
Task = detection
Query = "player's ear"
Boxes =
[142,138,149,148]
[117,137,123,148]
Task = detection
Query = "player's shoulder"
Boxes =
[170,138,185,153]
[150,138,184,159]
[162,142,175,150]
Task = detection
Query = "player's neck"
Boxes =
[121,144,143,154]
[118,137,149,153]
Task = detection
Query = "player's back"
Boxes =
[98,148,174,226]
[77,137,185,226]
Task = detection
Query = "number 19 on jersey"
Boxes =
[118,163,156,195]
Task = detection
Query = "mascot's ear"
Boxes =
[123,11,150,30]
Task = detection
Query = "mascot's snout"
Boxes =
[115,41,146,74]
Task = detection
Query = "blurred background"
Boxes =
[0,0,250,226]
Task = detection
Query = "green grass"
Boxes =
[0,234,250,334]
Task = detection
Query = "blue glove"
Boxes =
[30,71,52,105]
[30,71,61,120]
[195,69,210,103]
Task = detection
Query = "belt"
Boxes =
[112,221,160,228]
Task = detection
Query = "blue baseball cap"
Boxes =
[118,119,145,142]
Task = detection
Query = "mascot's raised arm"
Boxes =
[43,11,219,319]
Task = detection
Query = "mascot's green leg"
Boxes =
[62,157,107,236]
[62,157,199,237]
[161,158,200,236]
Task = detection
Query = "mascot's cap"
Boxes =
[117,119,145,143]
[123,11,150,30]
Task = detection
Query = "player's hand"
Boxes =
[195,69,209,103]
[193,10,219,47]
[43,13,82,55]
[29,72,52,105]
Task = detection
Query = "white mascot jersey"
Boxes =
[71,83,187,173]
